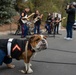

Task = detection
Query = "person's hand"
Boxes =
[67,5,70,9]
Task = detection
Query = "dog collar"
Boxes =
[27,42,36,52]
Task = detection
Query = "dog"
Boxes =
[0,35,48,74]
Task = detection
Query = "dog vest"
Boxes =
[0,39,26,60]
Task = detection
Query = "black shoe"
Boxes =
[57,33,62,35]
[48,32,51,34]
[21,36,24,38]
[21,35,25,38]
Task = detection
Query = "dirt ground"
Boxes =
[0,22,45,32]
[0,23,17,32]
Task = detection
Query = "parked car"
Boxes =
[73,20,76,30]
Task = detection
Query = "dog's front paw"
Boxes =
[29,63,32,66]
[7,64,15,69]
[19,70,26,74]
[27,68,33,73]
[19,68,33,74]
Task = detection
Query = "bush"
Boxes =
[0,0,17,25]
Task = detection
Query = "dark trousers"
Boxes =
[47,24,51,34]
[0,50,12,65]
[45,24,51,34]
[54,24,59,34]
[66,22,74,38]
[21,24,28,37]
[34,24,40,34]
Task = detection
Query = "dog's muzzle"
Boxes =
[36,39,48,51]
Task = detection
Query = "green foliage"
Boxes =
[0,0,75,26]
[0,0,17,24]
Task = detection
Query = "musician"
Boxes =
[21,7,30,38]
[54,14,61,34]
[45,13,53,34]
[33,10,43,34]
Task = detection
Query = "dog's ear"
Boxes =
[28,35,35,42]
[30,35,35,41]
[26,35,35,40]
[43,35,47,39]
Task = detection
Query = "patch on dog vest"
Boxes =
[12,44,21,52]
[11,39,26,60]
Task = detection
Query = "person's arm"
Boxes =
[39,14,43,19]
[59,18,62,22]
[66,8,75,13]
[65,5,75,13]
[66,6,75,14]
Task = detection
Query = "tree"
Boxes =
[0,0,17,24]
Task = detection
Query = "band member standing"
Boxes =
[33,10,43,34]
[54,14,60,34]
[20,7,30,38]
[45,13,52,34]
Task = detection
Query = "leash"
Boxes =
[21,41,35,73]
[19,41,30,74]
[25,41,29,73]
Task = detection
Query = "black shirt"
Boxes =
[54,17,60,25]
[66,8,75,23]
[46,15,52,24]
[33,14,41,25]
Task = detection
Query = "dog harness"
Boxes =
[0,39,26,60]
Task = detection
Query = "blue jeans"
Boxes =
[54,24,59,34]
[66,22,74,38]
[34,24,40,34]
[21,24,28,37]
[0,50,12,65]
[47,24,51,34]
